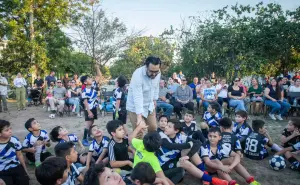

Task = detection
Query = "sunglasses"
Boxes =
[234,80,240,82]
[182,79,187,81]
[57,82,62,83]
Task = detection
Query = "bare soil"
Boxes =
[1,102,299,185]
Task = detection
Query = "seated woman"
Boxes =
[66,80,81,117]
[173,77,194,119]
[200,80,218,111]
[264,78,291,121]
[228,78,246,112]
[288,78,300,105]
[195,77,206,110]
[248,78,264,115]
[216,78,229,114]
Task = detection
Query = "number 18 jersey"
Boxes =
[244,132,269,160]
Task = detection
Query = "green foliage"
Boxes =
[174,2,300,80]
[110,36,175,79]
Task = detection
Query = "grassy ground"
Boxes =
[1,102,299,185]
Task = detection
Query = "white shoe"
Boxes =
[77,113,82,118]
[269,113,276,120]
[275,114,283,121]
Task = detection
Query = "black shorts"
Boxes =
[25,151,52,163]
[113,110,127,124]
[85,108,98,121]
[0,164,30,185]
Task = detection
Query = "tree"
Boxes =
[110,36,175,79]
[72,3,140,80]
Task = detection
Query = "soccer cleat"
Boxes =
[275,114,283,121]
[249,181,261,185]
[212,177,229,185]
[291,161,300,171]
[82,139,89,146]
[269,113,276,120]
[229,180,237,185]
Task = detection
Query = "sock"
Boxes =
[201,173,212,182]
[271,144,282,152]
[246,176,254,184]
[288,157,297,164]
[83,128,88,140]
[197,163,205,171]
[201,129,208,138]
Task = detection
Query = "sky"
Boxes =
[98,0,300,36]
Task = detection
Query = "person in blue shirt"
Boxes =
[189,77,199,99]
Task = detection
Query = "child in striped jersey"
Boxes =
[86,125,109,170]
[22,118,52,167]
[157,115,168,133]
[0,120,29,185]
[200,102,222,138]
[232,110,252,148]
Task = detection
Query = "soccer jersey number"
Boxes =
[245,138,258,152]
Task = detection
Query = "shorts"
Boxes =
[84,108,98,121]
[113,110,127,124]
[25,151,52,163]
[0,164,30,185]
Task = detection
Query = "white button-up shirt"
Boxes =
[126,65,160,118]
[13,77,27,88]
[0,76,8,96]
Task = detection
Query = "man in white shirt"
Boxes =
[126,56,161,132]
[13,73,27,110]
[216,78,229,114]
[0,73,8,112]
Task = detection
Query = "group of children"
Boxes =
[0,100,300,185]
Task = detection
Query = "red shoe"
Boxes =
[212,177,229,185]
[229,180,238,185]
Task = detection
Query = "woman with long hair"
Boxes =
[228,77,246,112]
[264,78,291,120]
[248,78,264,115]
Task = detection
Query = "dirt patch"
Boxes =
[1,103,299,185]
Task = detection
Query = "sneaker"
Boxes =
[82,139,89,146]
[269,113,276,120]
[291,161,300,170]
[229,180,237,185]
[211,177,228,185]
[249,181,261,185]
[77,113,82,118]
[35,161,41,167]
[275,114,283,121]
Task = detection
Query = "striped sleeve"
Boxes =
[108,140,116,161]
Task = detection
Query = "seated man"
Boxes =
[173,77,194,119]
[156,80,174,118]
[47,80,67,117]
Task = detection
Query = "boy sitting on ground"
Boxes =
[54,142,84,185]
[244,120,282,160]
[219,117,243,158]
[201,127,261,185]
[0,120,29,185]
[180,110,206,143]
[275,141,300,171]
[232,110,252,148]
[22,118,52,166]
[106,120,135,174]
[200,102,222,138]
[86,125,110,169]
[35,157,68,185]
[157,115,168,133]
[281,118,300,148]
[129,121,174,185]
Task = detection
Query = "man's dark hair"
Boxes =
[168,119,183,132]
[84,163,105,185]
[143,132,162,152]
[50,126,62,142]
[131,162,156,185]
[117,75,127,88]
[145,56,161,67]
[80,75,88,84]
[106,120,122,136]
[185,110,195,117]
[235,110,248,119]
[158,115,168,122]
[0,120,10,133]
[252,120,265,132]
[24,118,35,131]
[208,127,221,135]
[209,102,221,113]
[35,157,67,185]
[290,118,300,129]
[54,142,74,158]
[219,117,233,129]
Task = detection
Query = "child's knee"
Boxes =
[200,122,208,129]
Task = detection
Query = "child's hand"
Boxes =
[292,129,300,136]
[28,147,36,153]
[137,120,148,130]
[127,160,133,167]
[177,156,191,168]
[181,131,186,135]
[221,165,231,173]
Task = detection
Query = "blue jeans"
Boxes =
[66,98,80,113]
[229,99,246,112]
[202,101,210,110]
[264,100,291,116]
[156,101,174,117]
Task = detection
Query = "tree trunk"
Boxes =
[29,2,36,84]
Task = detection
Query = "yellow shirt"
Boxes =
[132,138,162,173]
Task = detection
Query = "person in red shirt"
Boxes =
[292,71,300,81]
